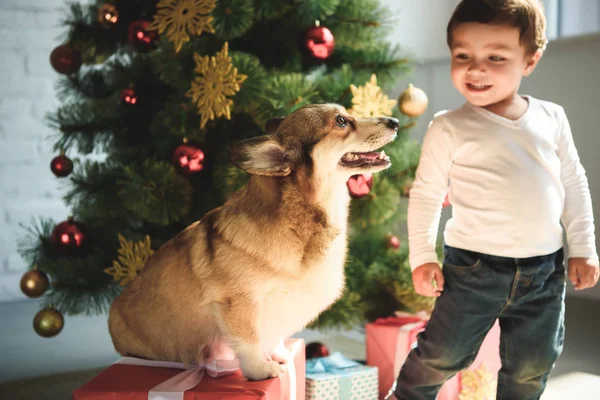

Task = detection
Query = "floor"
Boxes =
[1,297,599,399]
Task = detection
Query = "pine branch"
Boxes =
[118,160,193,226]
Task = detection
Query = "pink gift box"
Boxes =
[366,315,501,400]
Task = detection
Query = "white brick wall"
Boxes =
[0,0,70,302]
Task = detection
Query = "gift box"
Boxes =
[305,352,378,400]
[72,338,305,400]
[366,314,501,400]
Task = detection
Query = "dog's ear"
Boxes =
[265,117,284,134]
[229,135,300,176]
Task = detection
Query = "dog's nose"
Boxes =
[385,117,399,130]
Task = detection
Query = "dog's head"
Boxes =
[229,103,398,180]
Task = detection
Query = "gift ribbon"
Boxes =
[115,354,296,400]
[306,352,361,375]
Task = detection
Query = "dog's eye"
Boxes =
[336,115,347,127]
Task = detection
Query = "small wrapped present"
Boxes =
[365,313,429,399]
[454,320,501,400]
[305,352,378,400]
[366,313,501,400]
[72,338,305,400]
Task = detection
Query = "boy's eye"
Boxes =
[455,53,470,60]
[489,56,506,62]
[336,115,347,127]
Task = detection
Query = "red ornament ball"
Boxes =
[120,88,138,106]
[51,217,87,253]
[387,235,401,249]
[442,193,450,208]
[172,142,205,176]
[128,20,158,52]
[347,173,373,198]
[304,25,335,60]
[50,44,82,75]
[50,154,73,177]
[306,341,330,360]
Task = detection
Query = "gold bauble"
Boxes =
[98,4,119,27]
[20,269,49,298]
[398,83,428,117]
[33,307,64,338]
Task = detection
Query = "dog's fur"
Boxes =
[108,103,398,380]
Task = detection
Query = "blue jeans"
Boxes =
[394,245,566,400]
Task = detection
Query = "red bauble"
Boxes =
[51,217,87,253]
[387,235,400,249]
[172,141,205,176]
[50,154,73,177]
[120,88,138,106]
[50,44,82,75]
[128,20,158,52]
[306,342,330,360]
[442,193,450,208]
[304,25,335,60]
[347,173,373,198]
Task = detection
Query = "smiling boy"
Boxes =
[390,1,600,399]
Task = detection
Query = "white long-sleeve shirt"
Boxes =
[408,95,598,270]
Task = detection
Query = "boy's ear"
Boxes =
[524,49,543,76]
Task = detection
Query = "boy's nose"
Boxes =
[467,60,485,73]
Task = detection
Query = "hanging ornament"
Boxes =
[33,306,64,338]
[49,44,82,75]
[172,139,205,176]
[128,20,159,52]
[98,3,119,28]
[458,363,497,400]
[347,173,373,198]
[386,234,401,249]
[348,74,397,118]
[50,151,73,178]
[306,341,330,360]
[120,88,138,107]
[104,234,154,286]
[148,0,216,53]
[304,21,335,61]
[51,217,87,253]
[20,267,50,298]
[186,42,247,129]
[443,193,450,208]
[398,83,429,118]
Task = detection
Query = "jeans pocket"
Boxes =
[443,245,482,272]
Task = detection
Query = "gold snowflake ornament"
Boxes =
[186,42,247,129]
[458,363,497,400]
[104,234,154,286]
[348,74,397,118]
[148,0,216,53]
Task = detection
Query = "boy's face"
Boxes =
[449,22,541,107]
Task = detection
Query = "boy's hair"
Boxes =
[447,0,548,54]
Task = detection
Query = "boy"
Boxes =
[390,1,599,399]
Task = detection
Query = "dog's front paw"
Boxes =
[241,359,286,381]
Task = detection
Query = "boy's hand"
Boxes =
[412,263,444,297]
[568,257,600,290]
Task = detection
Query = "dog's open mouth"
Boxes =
[340,150,390,167]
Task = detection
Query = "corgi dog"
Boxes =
[108,103,398,380]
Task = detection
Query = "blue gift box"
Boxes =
[305,352,378,400]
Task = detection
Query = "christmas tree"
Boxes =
[18,0,435,338]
